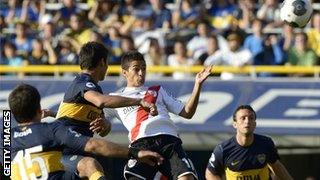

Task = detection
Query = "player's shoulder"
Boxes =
[254,133,273,143]
[216,136,236,152]
[12,122,54,143]
[75,73,97,86]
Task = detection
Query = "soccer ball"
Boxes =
[280,0,313,28]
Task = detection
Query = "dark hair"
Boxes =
[121,51,145,70]
[233,105,256,121]
[149,38,159,47]
[4,41,16,51]
[79,41,110,70]
[8,84,41,123]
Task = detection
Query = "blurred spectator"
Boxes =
[57,40,78,65]
[105,26,122,65]
[279,24,295,52]
[288,32,318,67]
[149,0,171,29]
[307,11,320,57]
[172,0,198,29]
[2,41,23,66]
[118,0,136,23]
[255,34,284,65]
[121,35,136,54]
[204,33,252,79]
[53,0,83,27]
[203,34,223,66]
[237,0,257,29]
[89,31,104,44]
[27,39,57,65]
[144,38,166,78]
[244,18,264,63]
[2,41,26,77]
[222,18,247,45]
[39,22,59,50]
[1,42,27,78]
[168,41,194,79]
[187,22,210,60]
[1,0,22,26]
[13,22,33,58]
[61,13,93,52]
[255,34,285,77]
[257,0,282,29]
[207,0,237,30]
[88,0,117,30]
[20,0,45,25]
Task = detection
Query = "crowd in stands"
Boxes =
[0,0,319,79]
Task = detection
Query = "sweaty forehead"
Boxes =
[128,60,146,68]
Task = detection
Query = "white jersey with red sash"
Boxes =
[104,86,184,142]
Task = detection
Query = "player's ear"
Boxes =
[121,69,127,77]
[232,121,237,129]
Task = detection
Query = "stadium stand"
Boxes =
[0,0,320,179]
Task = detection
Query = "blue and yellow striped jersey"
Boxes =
[207,134,279,180]
[11,121,89,180]
[57,73,103,126]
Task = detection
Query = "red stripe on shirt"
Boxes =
[131,86,160,141]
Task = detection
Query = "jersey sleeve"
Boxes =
[267,137,280,164]
[207,144,225,176]
[160,87,184,115]
[79,79,102,97]
[49,121,90,154]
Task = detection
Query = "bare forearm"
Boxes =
[85,138,128,157]
[180,83,201,119]
[270,161,293,180]
[101,95,141,108]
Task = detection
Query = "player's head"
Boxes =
[121,51,146,87]
[79,42,110,81]
[8,84,42,123]
[232,105,256,135]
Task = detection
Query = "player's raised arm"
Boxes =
[84,90,157,116]
[179,66,212,119]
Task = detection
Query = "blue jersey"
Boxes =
[57,73,103,136]
[11,121,89,180]
[207,134,279,180]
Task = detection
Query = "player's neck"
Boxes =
[82,70,99,83]
[236,133,254,147]
[18,119,40,126]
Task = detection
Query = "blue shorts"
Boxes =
[61,154,85,175]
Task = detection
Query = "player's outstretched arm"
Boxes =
[269,160,293,180]
[179,66,212,119]
[84,138,163,166]
[84,91,158,115]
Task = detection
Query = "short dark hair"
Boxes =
[233,105,256,121]
[79,42,110,70]
[8,84,41,123]
[121,51,145,70]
